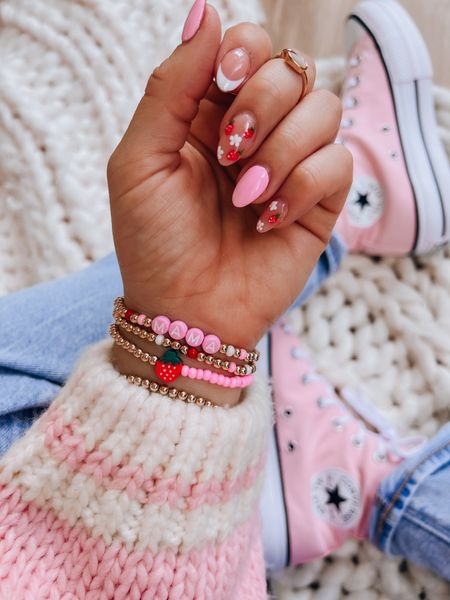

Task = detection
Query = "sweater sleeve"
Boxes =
[0,340,272,600]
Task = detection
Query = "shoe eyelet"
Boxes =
[389,150,399,159]
[341,118,354,129]
[344,96,358,109]
[332,418,344,432]
[347,75,360,89]
[351,435,363,448]
[374,450,387,462]
[283,407,293,418]
[349,55,362,68]
[381,124,391,134]
[291,347,304,360]
[316,397,326,408]
[335,137,345,145]
[287,441,297,452]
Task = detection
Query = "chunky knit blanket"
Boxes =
[1,0,450,598]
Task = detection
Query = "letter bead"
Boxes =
[169,320,188,340]
[152,315,170,334]
[202,334,221,355]
[186,327,204,347]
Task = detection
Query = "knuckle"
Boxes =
[335,145,354,188]
[225,22,272,56]
[296,162,321,197]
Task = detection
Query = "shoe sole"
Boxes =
[347,0,450,255]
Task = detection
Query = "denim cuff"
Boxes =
[369,423,450,563]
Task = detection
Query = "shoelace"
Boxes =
[311,376,426,462]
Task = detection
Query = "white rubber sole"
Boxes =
[346,0,450,255]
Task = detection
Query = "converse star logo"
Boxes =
[354,193,370,210]
[326,484,346,510]
[346,175,384,228]
[311,468,361,529]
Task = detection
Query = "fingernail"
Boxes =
[217,112,256,166]
[216,48,250,92]
[232,165,269,208]
[182,0,206,42]
[256,199,288,233]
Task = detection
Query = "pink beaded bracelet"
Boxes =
[110,325,254,389]
[114,297,260,364]
[114,315,255,376]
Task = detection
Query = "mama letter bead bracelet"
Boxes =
[110,325,254,389]
[114,316,255,376]
[113,297,259,364]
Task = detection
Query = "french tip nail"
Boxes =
[182,0,206,42]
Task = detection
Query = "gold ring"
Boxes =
[274,49,309,101]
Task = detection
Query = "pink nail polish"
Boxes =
[182,0,206,42]
[232,166,269,208]
[217,112,256,166]
[256,199,288,233]
[216,48,250,92]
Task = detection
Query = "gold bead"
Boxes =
[124,341,130,350]
[214,358,221,368]
[223,361,230,370]
[142,353,150,362]
[127,375,134,383]
[135,377,142,385]
[130,314,137,323]
[187,394,195,403]
[197,353,205,362]
[233,348,240,359]
[130,344,136,352]
[150,382,159,393]
[205,400,213,407]
[180,346,188,355]
[144,317,152,328]
[205,356,214,366]
[149,333,156,342]
[142,379,150,389]
[197,397,205,407]
[163,338,171,347]
[169,388,178,399]
[160,386,169,395]
[150,356,157,365]
[171,341,181,350]
[133,349,142,358]
[178,391,187,401]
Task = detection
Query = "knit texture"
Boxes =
[0,341,272,599]
[2,1,450,598]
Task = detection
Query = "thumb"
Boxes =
[117,2,221,170]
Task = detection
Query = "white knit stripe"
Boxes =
[2,443,266,554]
[50,342,271,483]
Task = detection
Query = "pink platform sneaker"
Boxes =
[270,321,424,565]
[335,0,450,256]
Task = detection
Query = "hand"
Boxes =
[107,5,352,403]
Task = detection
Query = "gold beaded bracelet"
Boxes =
[126,375,215,408]
[113,315,256,376]
[113,297,260,364]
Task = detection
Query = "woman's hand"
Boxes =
[107,4,352,357]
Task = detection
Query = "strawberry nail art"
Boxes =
[256,199,288,233]
[217,112,256,166]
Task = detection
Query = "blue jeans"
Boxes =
[1,239,449,580]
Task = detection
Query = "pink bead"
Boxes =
[186,327,204,347]
[152,315,170,335]
[210,373,219,384]
[188,367,197,379]
[239,349,248,360]
[217,375,225,386]
[202,334,221,355]
[230,378,237,388]
[137,314,147,326]
[181,365,189,377]
[228,362,237,373]
[223,377,231,388]
[203,370,211,381]
[169,320,188,340]
[196,369,203,380]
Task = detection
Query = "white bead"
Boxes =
[155,334,165,346]
[226,345,235,357]
[245,364,252,375]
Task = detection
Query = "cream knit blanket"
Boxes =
[1,1,450,598]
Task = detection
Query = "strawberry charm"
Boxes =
[155,349,183,383]
[243,127,255,139]
[225,121,234,135]
[268,213,281,225]
[226,149,240,162]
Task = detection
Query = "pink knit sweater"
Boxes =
[0,341,272,599]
